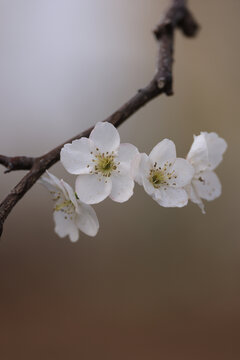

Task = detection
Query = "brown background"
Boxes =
[0,0,240,359]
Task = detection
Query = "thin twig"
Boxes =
[0,155,35,173]
[0,0,199,237]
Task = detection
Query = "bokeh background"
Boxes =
[0,0,240,359]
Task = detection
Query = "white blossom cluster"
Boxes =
[41,122,227,242]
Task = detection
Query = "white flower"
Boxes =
[136,139,194,207]
[60,122,139,204]
[186,132,227,213]
[40,171,99,241]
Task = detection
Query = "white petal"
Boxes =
[186,133,209,172]
[192,171,222,201]
[69,227,79,242]
[110,175,134,203]
[136,154,155,196]
[155,187,188,208]
[142,175,155,197]
[203,132,227,170]
[60,138,94,175]
[187,132,227,173]
[53,211,79,242]
[169,158,194,187]
[185,183,200,204]
[75,174,112,204]
[185,184,205,214]
[117,143,138,162]
[116,143,140,177]
[149,139,176,167]
[60,179,79,211]
[89,122,120,153]
[131,152,141,180]
[40,171,67,199]
[40,176,58,193]
[135,153,151,186]
[75,203,99,237]
[44,171,61,187]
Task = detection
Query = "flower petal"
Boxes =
[89,122,120,153]
[116,143,140,177]
[60,138,94,175]
[75,174,112,204]
[40,171,68,199]
[185,184,205,214]
[192,170,221,201]
[135,153,151,186]
[154,187,188,208]
[169,158,194,187]
[68,227,79,242]
[61,179,79,211]
[149,139,176,167]
[142,176,155,197]
[53,211,79,242]
[110,175,134,203]
[186,133,209,172]
[40,176,58,193]
[76,203,99,237]
[187,132,227,173]
[203,132,227,171]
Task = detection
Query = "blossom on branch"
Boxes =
[185,132,227,213]
[136,139,194,207]
[40,172,99,241]
[60,122,139,204]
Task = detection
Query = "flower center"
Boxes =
[89,150,120,178]
[54,200,75,220]
[149,169,166,188]
[97,154,116,174]
[149,162,177,188]
[55,200,72,211]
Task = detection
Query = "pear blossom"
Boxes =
[185,132,227,213]
[60,122,139,204]
[40,171,99,241]
[136,139,194,207]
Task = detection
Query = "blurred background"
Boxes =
[0,0,240,359]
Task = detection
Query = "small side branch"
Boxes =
[0,155,35,173]
[0,0,199,237]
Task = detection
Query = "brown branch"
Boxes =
[0,155,35,173]
[0,0,199,237]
